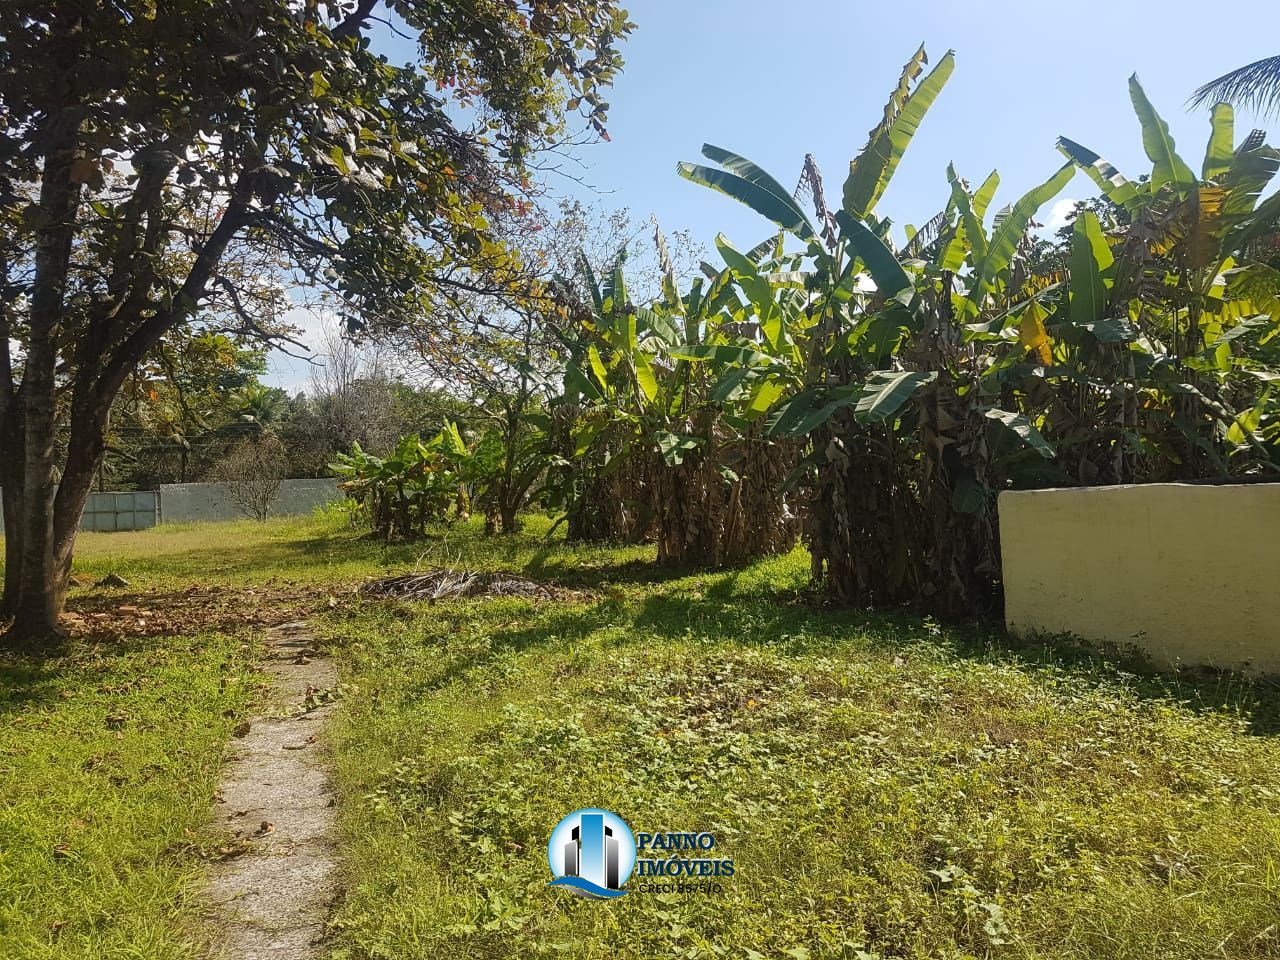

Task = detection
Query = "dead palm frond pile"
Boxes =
[359,570,583,602]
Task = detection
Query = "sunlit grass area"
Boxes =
[65,509,653,590]
[4,513,1280,959]
[318,527,1280,960]
[0,630,260,959]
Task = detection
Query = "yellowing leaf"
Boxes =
[634,352,658,403]
[1019,301,1053,365]
[587,344,608,387]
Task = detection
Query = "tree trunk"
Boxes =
[4,115,80,647]
[718,428,800,564]
[1,478,24,622]
[650,417,797,569]
[652,450,723,566]
[2,398,106,648]
[1,136,251,648]
[499,502,520,534]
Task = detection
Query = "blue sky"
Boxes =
[266,0,1280,388]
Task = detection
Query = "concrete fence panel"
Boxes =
[1000,483,1280,674]
[158,478,341,524]
[1,479,341,532]
[82,490,159,532]
[0,489,160,532]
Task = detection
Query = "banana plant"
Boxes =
[329,424,471,541]
[551,235,802,564]
[1053,78,1280,477]
[674,46,1146,615]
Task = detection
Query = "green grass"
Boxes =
[315,520,1280,960]
[63,510,652,592]
[4,511,1280,958]
[0,630,261,958]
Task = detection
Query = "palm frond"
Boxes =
[1191,54,1280,117]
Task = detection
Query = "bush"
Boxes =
[209,435,288,522]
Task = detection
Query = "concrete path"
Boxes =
[205,621,340,960]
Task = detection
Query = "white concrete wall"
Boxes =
[159,478,341,523]
[1000,483,1280,674]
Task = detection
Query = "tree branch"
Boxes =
[332,0,380,41]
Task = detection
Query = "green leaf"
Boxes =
[439,421,468,457]
[715,233,761,279]
[624,308,637,356]
[328,146,351,176]
[573,417,608,458]
[951,470,988,515]
[746,378,786,416]
[964,163,1075,315]
[634,351,658,403]
[700,144,815,234]
[972,169,1001,222]
[945,165,986,266]
[835,211,912,297]
[1055,136,1140,209]
[678,157,815,240]
[587,344,609,386]
[1231,184,1280,250]
[1128,74,1196,192]
[771,386,862,437]
[668,344,768,366]
[1221,143,1280,220]
[710,367,753,404]
[1228,388,1270,445]
[655,430,703,465]
[1068,211,1113,326]
[1079,318,1135,342]
[604,250,629,317]
[984,408,1054,458]
[1203,103,1235,181]
[578,252,603,315]
[855,370,937,423]
[636,305,681,348]
[843,49,956,219]
[564,363,603,402]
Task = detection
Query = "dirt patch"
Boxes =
[360,569,586,602]
[63,584,326,643]
[203,620,339,960]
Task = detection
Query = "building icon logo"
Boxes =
[546,808,636,899]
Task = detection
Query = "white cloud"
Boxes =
[262,305,333,394]
[1046,198,1079,231]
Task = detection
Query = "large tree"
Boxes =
[0,0,631,646]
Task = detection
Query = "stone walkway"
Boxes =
[205,621,339,960]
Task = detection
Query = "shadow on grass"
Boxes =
[66,514,1280,738]
[0,657,65,718]
[526,553,691,588]
[344,597,630,701]
[523,547,813,594]
[417,577,1280,738]
[0,623,203,719]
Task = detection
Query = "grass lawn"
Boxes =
[3,512,1280,959]
[0,627,261,959]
